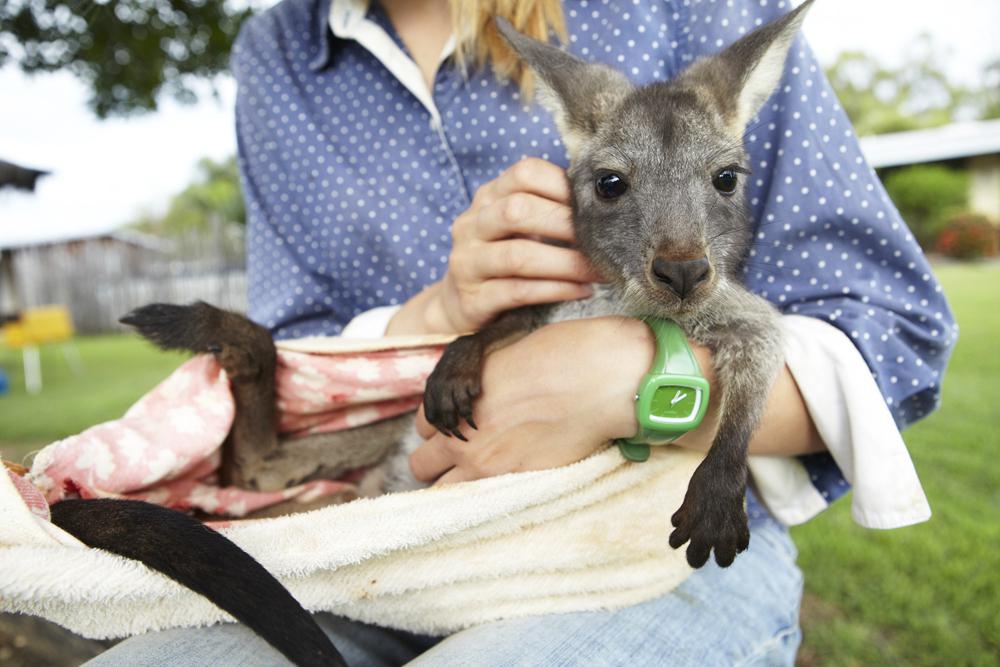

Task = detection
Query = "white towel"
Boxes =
[0,445,701,639]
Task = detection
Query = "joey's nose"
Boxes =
[651,257,711,299]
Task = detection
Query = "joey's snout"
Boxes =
[651,256,712,300]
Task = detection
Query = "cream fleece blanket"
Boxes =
[0,433,700,638]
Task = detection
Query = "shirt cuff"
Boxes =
[749,315,931,529]
[340,305,402,339]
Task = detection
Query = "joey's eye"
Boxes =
[595,172,628,199]
[712,168,739,195]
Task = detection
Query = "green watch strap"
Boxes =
[644,318,702,377]
[615,318,708,462]
[617,440,655,462]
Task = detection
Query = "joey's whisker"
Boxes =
[739,261,788,278]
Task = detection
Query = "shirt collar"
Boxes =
[322,0,454,125]
[308,0,336,72]
[327,0,370,40]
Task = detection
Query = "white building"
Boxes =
[859,119,1000,221]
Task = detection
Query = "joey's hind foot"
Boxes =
[668,463,750,568]
[120,302,214,351]
[121,302,275,382]
[423,336,483,440]
[126,302,282,489]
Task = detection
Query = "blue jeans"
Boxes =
[86,510,802,666]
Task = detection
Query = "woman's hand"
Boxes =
[386,158,602,336]
[410,317,655,484]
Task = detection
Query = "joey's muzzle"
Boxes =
[651,257,711,300]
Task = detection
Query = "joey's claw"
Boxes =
[423,341,483,439]
[668,523,690,550]
[714,543,737,569]
[422,390,469,441]
[684,540,712,569]
[459,403,477,432]
[668,466,750,569]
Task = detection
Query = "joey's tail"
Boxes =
[49,498,347,667]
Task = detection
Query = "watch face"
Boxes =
[650,385,701,423]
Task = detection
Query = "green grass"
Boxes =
[0,335,186,463]
[0,264,996,665]
[793,261,1000,666]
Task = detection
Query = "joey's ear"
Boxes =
[495,16,633,158]
[682,0,815,135]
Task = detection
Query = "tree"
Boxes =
[825,35,999,136]
[978,59,1000,120]
[0,0,251,117]
[882,165,969,248]
[133,155,245,235]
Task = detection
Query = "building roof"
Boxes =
[0,159,50,192]
[859,119,1000,169]
[0,228,171,253]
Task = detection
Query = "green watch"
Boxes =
[615,318,710,462]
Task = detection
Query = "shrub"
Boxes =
[935,213,1000,260]
[882,165,969,248]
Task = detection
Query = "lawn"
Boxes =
[0,335,187,463]
[792,261,999,666]
[0,262,996,665]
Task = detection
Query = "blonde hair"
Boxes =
[448,0,566,95]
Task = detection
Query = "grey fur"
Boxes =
[424,5,813,567]
[240,413,415,492]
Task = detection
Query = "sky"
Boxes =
[1,0,998,247]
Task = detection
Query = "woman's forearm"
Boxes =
[745,363,826,456]
[596,318,826,458]
[410,315,827,486]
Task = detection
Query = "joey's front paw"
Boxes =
[423,339,482,441]
[668,467,750,568]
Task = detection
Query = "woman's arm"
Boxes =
[676,0,957,431]
[409,0,953,524]
[410,316,824,486]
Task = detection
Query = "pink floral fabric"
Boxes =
[8,469,49,521]
[27,346,444,517]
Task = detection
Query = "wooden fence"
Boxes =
[2,231,248,333]
[90,271,249,333]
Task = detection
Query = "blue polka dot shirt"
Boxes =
[232,0,958,507]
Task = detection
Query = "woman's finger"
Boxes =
[475,193,576,243]
[414,404,436,440]
[434,466,478,487]
[472,239,603,283]
[475,278,593,312]
[492,157,572,203]
[409,436,456,482]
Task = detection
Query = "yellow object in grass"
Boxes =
[1,306,80,394]
[2,306,75,348]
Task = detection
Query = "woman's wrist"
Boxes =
[571,317,657,442]
[593,318,717,447]
[581,317,822,457]
[386,282,454,336]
